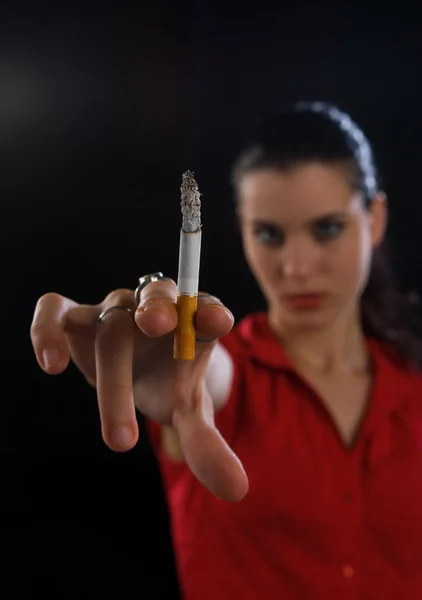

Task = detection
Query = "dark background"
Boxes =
[2,2,422,598]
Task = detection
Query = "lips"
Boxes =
[283,294,326,310]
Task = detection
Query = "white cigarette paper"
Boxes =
[177,230,202,295]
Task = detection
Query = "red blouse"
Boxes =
[152,313,422,600]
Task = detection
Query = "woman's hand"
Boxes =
[30,279,248,501]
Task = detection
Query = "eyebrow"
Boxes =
[250,211,348,228]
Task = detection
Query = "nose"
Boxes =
[279,237,316,278]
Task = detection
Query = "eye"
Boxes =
[312,218,346,242]
[253,225,284,246]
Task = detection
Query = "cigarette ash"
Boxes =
[180,170,201,232]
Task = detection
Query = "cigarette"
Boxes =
[173,170,202,360]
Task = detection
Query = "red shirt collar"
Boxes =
[236,312,295,371]
[235,312,422,463]
[237,311,419,392]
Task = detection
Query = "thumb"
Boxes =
[172,390,249,503]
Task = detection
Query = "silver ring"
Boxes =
[97,305,135,324]
[135,272,168,305]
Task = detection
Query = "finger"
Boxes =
[135,279,178,338]
[62,304,102,334]
[173,393,249,503]
[30,293,76,374]
[95,307,139,452]
[194,294,235,343]
[100,288,137,314]
[62,306,99,387]
[182,422,249,502]
[62,291,135,388]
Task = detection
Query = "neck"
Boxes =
[269,304,369,374]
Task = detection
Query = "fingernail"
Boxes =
[109,426,134,449]
[42,348,61,370]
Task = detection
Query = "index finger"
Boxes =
[30,293,76,374]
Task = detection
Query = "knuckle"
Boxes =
[32,292,63,330]
[103,288,135,306]
[30,314,53,337]
[35,292,61,310]
[39,291,61,302]
[30,318,43,335]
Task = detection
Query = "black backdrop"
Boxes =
[2,2,422,598]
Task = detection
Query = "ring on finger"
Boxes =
[134,272,174,306]
[97,305,135,324]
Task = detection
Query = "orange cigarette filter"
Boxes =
[173,294,198,360]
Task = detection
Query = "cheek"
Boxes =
[243,237,276,281]
[328,228,372,289]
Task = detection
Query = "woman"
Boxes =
[30,102,422,599]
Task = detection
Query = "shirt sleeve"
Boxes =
[213,327,249,446]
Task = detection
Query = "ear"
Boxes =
[370,191,388,248]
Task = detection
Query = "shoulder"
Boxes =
[367,337,422,415]
[368,337,422,381]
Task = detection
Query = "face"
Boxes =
[237,163,387,332]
